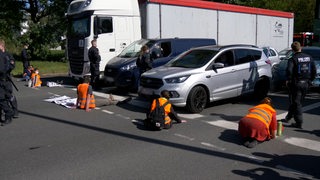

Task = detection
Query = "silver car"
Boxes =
[138,45,272,113]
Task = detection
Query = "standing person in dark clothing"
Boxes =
[88,39,101,90]
[284,41,317,129]
[136,45,152,76]
[21,43,29,73]
[0,39,14,126]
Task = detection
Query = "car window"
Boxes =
[235,49,261,64]
[269,49,277,56]
[215,50,234,67]
[167,49,217,68]
[160,42,172,57]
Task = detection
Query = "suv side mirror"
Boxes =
[212,63,224,69]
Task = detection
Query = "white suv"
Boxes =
[138,45,272,113]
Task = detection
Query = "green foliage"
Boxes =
[12,61,68,77]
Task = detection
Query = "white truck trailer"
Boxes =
[66,0,294,79]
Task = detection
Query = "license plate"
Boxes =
[105,76,114,83]
[139,87,153,96]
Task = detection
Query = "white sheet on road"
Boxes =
[44,95,77,108]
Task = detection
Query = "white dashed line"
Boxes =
[174,133,195,141]
[206,120,238,130]
[234,153,264,163]
[102,110,114,114]
[201,142,226,151]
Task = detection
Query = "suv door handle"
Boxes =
[109,48,115,52]
[206,75,211,78]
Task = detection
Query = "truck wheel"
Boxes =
[186,86,207,113]
[254,77,270,100]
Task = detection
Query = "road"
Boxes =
[0,76,319,180]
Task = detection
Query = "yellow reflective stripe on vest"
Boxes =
[250,107,271,124]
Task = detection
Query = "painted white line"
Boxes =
[283,137,320,152]
[234,153,264,164]
[102,110,114,114]
[207,120,238,130]
[132,119,144,125]
[276,165,313,179]
[179,114,204,119]
[174,133,195,141]
[302,102,320,112]
[116,114,130,120]
[95,107,101,110]
[201,142,226,151]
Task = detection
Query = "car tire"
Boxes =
[186,86,207,113]
[254,77,270,100]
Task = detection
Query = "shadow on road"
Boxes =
[18,109,319,179]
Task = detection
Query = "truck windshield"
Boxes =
[167,49,217,68]
[118,39,155,58]
[67,17,90,38]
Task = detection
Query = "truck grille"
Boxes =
[140,77,163,89]
[69,58,84,75]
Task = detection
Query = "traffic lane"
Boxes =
[7,78,320,179]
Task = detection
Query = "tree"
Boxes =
[0,0,69,59]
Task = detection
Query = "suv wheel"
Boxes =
[254,77,270,100]
[186,86,207,113]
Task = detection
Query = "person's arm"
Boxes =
[85,95,91,112]
[269,111,277,139]
[310,60,317,81]
[169,106,181,123]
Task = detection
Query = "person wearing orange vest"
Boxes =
[146,90,182,129]
[238,97,277,148]
[76,76,96,112]
[30,68,42,87]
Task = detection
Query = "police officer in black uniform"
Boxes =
[284,41,317,128]
[88,39,101,90]
[0,39,14,126]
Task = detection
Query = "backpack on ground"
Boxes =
[147,98,169,129]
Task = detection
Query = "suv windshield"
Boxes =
[118,39,155,58]
[167,49,217,68]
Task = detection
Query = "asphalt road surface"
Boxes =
[1,76,319,180]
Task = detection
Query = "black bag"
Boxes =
[147,98,169,129]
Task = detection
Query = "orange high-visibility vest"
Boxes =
[244,104,276,128]
[31,73,42,87]
[150,97,172,125]
[77,83,95,109]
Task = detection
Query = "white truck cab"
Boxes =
[66,0,141,79]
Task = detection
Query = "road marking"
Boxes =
[234,153,264,163]
[201,142,226,151]
[276,165,313,179]
[206,120,238,130]
[71,88,127,101]
[179,113,204,119]
[174,133,195,141]
[283,137,320,152]
[115,114,130,119]
[206,120,320,152]
[102,110,114,114]
[132,119,144,125]
[276,101,320,120]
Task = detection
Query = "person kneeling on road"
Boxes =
[145,90,184,130]
[76,76,96,112]
[238,97,277,148]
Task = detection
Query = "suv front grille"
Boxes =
[140,77,164,89]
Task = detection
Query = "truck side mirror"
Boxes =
[93,16,99,36]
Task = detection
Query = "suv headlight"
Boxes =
[120,64,136,71]
[165,75,190,83]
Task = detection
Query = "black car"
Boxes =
[272,46,320,90]
[103,38,216,91]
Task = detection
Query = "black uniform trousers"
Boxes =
[0,82,14,122]
[287,80,308,125]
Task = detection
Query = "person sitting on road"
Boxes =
[22,65,33,81]
[145,90,183,129]
[30,67,42,87]
[76,76,96,112]
[238,97,277,148]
